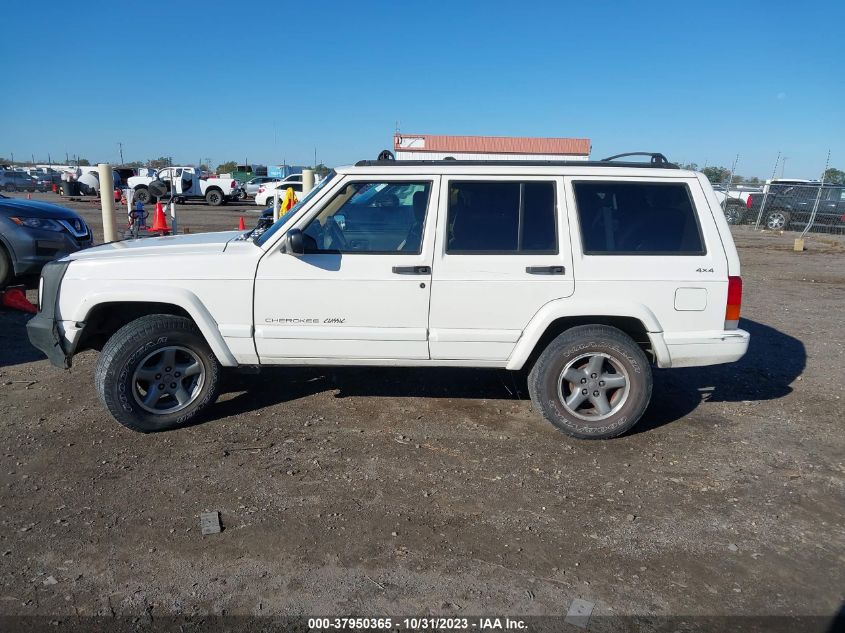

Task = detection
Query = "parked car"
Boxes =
[0,171,37,192]
[254,180,304,206]
[0,195,92,287]
[27,152,749,438]
[749,183,845,231]
[244,176,282,197]
[127,167,239,206]
[712,185,762,224]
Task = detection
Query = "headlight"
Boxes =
[10,217,65,232]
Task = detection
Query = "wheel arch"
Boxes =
[506,299,669,372]
[70,291,238,367]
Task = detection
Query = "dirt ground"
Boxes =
[1,193,843,630]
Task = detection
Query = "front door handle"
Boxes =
[392,265,431,275]
[526,265,565,275]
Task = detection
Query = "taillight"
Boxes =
[258,187,264,193]
[746,195,753,209]
[231,181,236,188]
[725,276,742,329]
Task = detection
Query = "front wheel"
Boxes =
[95,315,221,432]
[528,325,652,439]
[133,187,151,205]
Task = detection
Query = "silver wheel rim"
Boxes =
[767,212,786,230]
[557,352,630,422]
[131,346,205,415]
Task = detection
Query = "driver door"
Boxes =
[253,176,440,362]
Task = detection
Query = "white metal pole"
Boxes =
[273,190,280,221]
[301,169,314,194]
[98,163,117,242]
[170,199,178,235]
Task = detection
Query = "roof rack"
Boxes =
[355,150,679,169]
[600,152,674,166]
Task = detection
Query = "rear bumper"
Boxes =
[659,329,750,368]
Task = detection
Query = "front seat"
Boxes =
[398,190,428,251]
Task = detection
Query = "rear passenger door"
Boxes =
[428,177,574,361]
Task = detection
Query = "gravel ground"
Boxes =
[0,193,843,630]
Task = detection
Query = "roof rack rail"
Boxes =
[354,150,680,169]
[600,152,674,166]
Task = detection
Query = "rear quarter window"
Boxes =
[573,181,705,255]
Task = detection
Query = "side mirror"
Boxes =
[284,228,305,256]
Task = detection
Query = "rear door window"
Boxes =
[572,181,705,255]
[446,181,557,254]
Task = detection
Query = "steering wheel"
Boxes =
[326,217,348,250]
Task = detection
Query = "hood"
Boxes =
[0,198,84,220]
[66,230,242,261]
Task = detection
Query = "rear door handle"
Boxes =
[392,265,431,275]
[526,265,565,275]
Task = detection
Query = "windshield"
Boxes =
[256,171,336,246]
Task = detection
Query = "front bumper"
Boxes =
[10,226,92,276]
[25,260,72,368]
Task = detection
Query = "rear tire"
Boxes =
[95,315,221,433]
[765,209,790,230]
[205,189,224,206]
[725,204,744,225]
[528,325,652,439]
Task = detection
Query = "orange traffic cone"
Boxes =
[26,193,32,200]
[151,202,170,234]
[238,217,246,230]
[1,286,37,314]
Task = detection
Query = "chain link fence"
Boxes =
[714,180,845,235]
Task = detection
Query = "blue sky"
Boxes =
[2,0,843,178]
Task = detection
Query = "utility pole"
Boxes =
[118,142,124,165]
[314,147,317,167]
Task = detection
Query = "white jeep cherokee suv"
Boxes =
[27,153,749,439]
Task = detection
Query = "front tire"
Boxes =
[95,315,221,432]
[134,187,151,205]
[0,245,12,288]
[528,325,652,439]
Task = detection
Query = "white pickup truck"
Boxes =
[127,167,240,206]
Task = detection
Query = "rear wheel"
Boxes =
[765,209,790,230]
[528,325,652,439]
[724,204,744,225]
[205,189,224,206]
[95,314,221,432]
[4,184,16,192]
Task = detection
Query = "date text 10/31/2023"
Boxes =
[308,617,528,630]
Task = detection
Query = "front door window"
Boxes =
[302,181,431,254]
